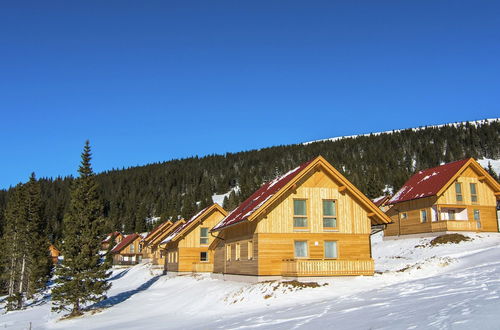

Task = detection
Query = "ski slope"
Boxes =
[2,233,500,329]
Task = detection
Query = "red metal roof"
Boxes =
[212,159,314,231]
[111,233,140,253]
[389,159,470,204]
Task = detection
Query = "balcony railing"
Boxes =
[282,259,374,277]
[192,262,213,273]
[431,220,478,232]
[115,260,140,266]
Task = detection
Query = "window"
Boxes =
[226,244,231,261]
[168,252,171,263]
[200,227,209,245]
[448,210,456,220]
[174,251,178,263]
[421,210,427,223]
[160,250,165,258]
[324,241,338,259]
[200,252,208,262]
[247,241,253,260]
[470,183,478,203]
[235,243,240,260]
[400,212,407,220]
[455,182,463,202]
[323,200,337,228]
[130,243,135,253]
[293,199,307,228]
[294,241,308,258]
[474,209,480,221]
[138,244,142,253]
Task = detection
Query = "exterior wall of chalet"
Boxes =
[212,166,378,277]
[113,235,143,265]
[165,206,226,273]
[385,162,500,236]
[141,221,174,265]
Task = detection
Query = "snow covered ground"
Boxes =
[2,232,500,329]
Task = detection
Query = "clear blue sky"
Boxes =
[1,1,499,189]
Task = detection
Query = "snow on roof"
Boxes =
[389,159,470,204]
[102,231,121,243]
[111,233,141,253]
[212,159,313,231]
[143,220,171,242]
[372,195,391,207]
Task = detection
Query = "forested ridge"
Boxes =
[1,120,499,243]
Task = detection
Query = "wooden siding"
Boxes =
[257,233,371,276]
[437,168,497,206]
[256,169,372,235]
[282,259,374,276]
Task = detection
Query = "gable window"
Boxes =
[200,227,209,245]
[324,241,338,259]
[130,243,135,253]
[247,241,253,260]
[323,200,337,229]
[470,183,478,203]
[138,244,142,253]
[400,212,407,220]
[226,244,231,261]
[200,252,208,262]
[294,241,308,258]
[293,199,307,228]
[455,182,463,202]
[420,210,427,223]
[235,243,240,260]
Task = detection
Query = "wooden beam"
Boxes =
[338,185,347,193]
[478,176,486,182]
[367,212,375,218]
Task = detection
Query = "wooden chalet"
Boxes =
[385,158,500,236]
[210,156,391,281]
[372,195,392,212]
[162,204,227,274]
[101,231,124,251]
[111,233,143,265]
[49,244,60,265]
[142,219,186,266]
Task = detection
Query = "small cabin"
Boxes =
[162,204,227,275]
[111,233,143,265]
[210,156,391,281]
[142,219,185,266]
[385,158,500,236]
[49,244,60,265]
[101,232,124,251]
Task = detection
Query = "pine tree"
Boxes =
[52,141,111,317]
[486,162,499,182]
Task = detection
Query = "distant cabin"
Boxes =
[162,204,227,275]
[385,158,500,237]
[111,233,143,265]
[49,244,60,265]
[142,218,189,266]
[210,156,391,281]
[101,231,124,251]
[372,195,392,212]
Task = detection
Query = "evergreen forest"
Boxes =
[1,120,499,247]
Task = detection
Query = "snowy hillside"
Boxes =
[304,118,500,145]
[2,233,500,329]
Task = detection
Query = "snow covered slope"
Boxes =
[303,118,500,145]
[2,233,500,329]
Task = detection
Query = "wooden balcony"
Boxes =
[282,259,374,277]
[192,262,213,273]
[431,220,478,232]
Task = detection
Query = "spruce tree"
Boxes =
[52,141,111,317]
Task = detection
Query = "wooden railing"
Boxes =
[282,259,374,277]
[192,262,213,273]
[431,221,478,232]
[115,260,140,266]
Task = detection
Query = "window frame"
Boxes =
[293,199,308,229]
[235,243,240,261]
[400,212,408,220]
[200,227,209,245]
[420,209,428,223]
[200,251,208,262]
[322,199,338,230]
[294,240,308,259]
[455,182,463,203]
[470,183,478,204]
[324,241,338,259]
[247,241,253,260]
